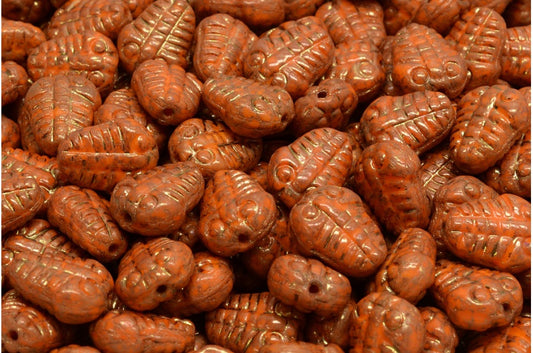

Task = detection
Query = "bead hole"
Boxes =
[308,283,320,294]
[8,330,18,340]
[156,285,167,294]
[317,91,327,98]
[163,108,174,116]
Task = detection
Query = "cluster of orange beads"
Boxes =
[1,0,531,352]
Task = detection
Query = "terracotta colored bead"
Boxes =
[419,306,459,353]
[450,84,529,174]
[446,7,507,90]
[468,314,531,352]
[420,146,460,203]
[1,18,46,63]
[50,345,101,353]
[431,259,523,331]
[382,0,470,35]
[325,40,385,103]
[193,14,258,82]
[500,25,531,87]
[90,310,195,353]
[284,0,326,21]
[441,193,531,273]
[267,127,352,208]
[391,23,469,98]
[189,0,284,29]
[27,31,118,97]
[429,175,500,258]
[20,75,101,156]
[2,61,30,106]
[290,185,387,277]
[305,299,356,350]
[47,185,127,262]
[2,147,59,211]
[268,254,351,317]
[316,0,386,48]
[241,204,295,279]
[353,141,431,236]
[244,16,335,99]
[198,169,277,257]
[258,342,344,353]
[190,346,235,353]
[483,129,531,198]
[56,119,159,192]
[115,237,194,311]
[2,237,114,324]
[4,218,87,258]
[110,162,204,236]
[2,0,51,24]
[359,90,456,154]
[117,0,195,73]
[369,228,437,304]
[2,170,44,233]
[469,0,512,13]
[131,59,202,126]
[46,0,132,39]
[292,78,358,136]
[2,116,20,150]
[156,251,234,317]
[349,292,425,353]
[503,0,531,27]
[205,292,304,353]
[203,76,295,138]
[2,289,73,353]
[168,118,262,178]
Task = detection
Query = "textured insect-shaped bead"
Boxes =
[1,18,46,63]
[446,7,507,90]
[117,0,195,73]
[349,292,426,353]
[115,237,195,311]
[290,185,387,278]
[57,119,159,192]
[267,128,352,208]
[368,228,437,304]
[391,23,468,98]
[202,75,295,138]
[27,31,119,96]
[110,162,204,236]
[2,170,44,233]
[431,259,523,331]
[449,84,529,174]
[359,90,456,154]
[131,59,202,126]
[244,16,335,99]
[193,14,258,82]
[2,61,30,106]
[316,0,386,47]
[198,169,277,257]
[441,193,531,273]
[20,75,101,156]
[205,292,304,353]
[2,237,114,324]
[47,185,127,262]
[500,25,531,87]
[2,289,74,353]
[419,306,459,353]
[168,118,262,178]
[46,0,132,39]
[353,141,431,236]
[90,310,195,353]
